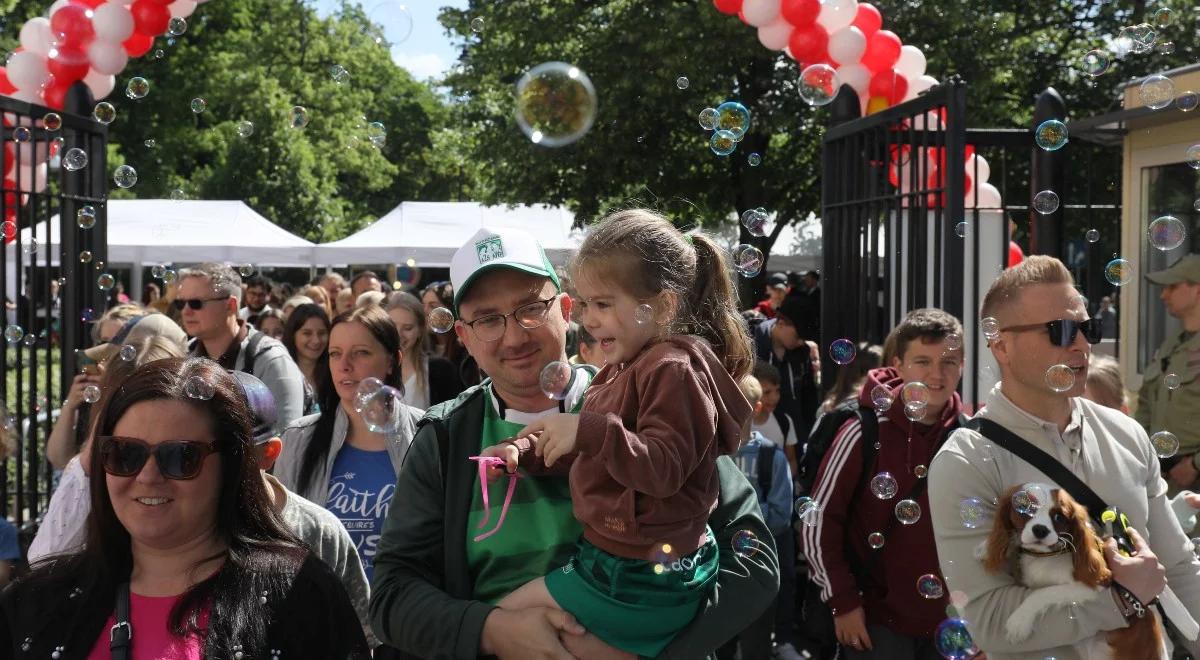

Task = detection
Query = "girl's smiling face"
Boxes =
[573,267,669,366]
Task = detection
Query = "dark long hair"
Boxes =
[421,281,465,365]
[78,358,301,653]
[298,306,403,492]
[282,303,331,363]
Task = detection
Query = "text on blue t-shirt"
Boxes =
[325,444,395,582]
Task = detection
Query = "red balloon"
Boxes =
[1008,241,1025,268]
[49,3,96,47]
[42,77,72,110]
[123,32,154,57]
[788,23,829,64]
[47,46,90,84]
[713,0,743,16]
[852,4,882,38]
[869,68,909,105]
[0,68,14,95]
[781,0,820,27]
[861,30,902,72]
[131,0,171,36]
[147,0,176,4]
[73,0,106,8]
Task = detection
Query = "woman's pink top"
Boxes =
[86,592,208,659]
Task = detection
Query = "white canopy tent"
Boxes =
[314,202,582,266]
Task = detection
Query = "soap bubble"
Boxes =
[959,497,991,529]
[11,127,30,142]
[901,381,930,406]
[97,273,115,291]
[634,303,654,325]
[1080,50,1110,77]
[867,532,885,549]
[470,17,485,33]
[870,384,894,413]
[944,333,963,351]
[83,384,102,404]
[20,334,34,348]
[1151,431,1179,459]
[1188,145,1200,169]
[43,112,61,131]
[1086,228,1100,243]
[236,264,255,277]
[366,2,414,46]
[1152,7,1172,28]
[92,102,116,125]
[163,269,177,284]
[732,529,760,557]
[710,130,737,156]
[514,62,597,148]
[290,106,310,129]
[80,307,95,322]
[914,464,928,479]
[799,64,839,107]
[904,402,928,422]
[1157,41,1176,55]
[329,64,350,84]
[540,361,573,400]
[167,16,187,36]
[1034,119,1068,151]
[190,98,207,114]
[1033,190,1060,214]
[76,206,96,229]
[676,76,690,90]
[955,222,968,238]
[360,385,403,433]
[870,472,898,499]
[144,139,156,148]
[1119,23,1157,55]
[119,344,137,362]
[741,208,769,237]
[79,251,93,264]
[1012,484,1050,516]
[895,499,922,525]
[354,377,385,412]
[63,148,88,171]
[1148,215,1186,251]
[698,107,720,130]
[236,121,255,138]
[1141,75,1175,110]
[153,49,164,59]
[23,239,38,256]
[1176,92,1199,113]
[795,496,822,527]
[1104,258,1133,286]
[1044,364,1075,392]
[715,101,751,140]
[151,264,166,279]
[428,307,455,334]
[731,244,763,277]
[747,152,762,166]
[1166,372,1181,390]
[934,618,980,660]
[918,574,945,599]
[3,325,23,343]
[367,122,387,148]
[829,339,856,365]
[980,317,1000,341]
[125,76,149,100]
[181,375,214,400]
[113,165,137,189]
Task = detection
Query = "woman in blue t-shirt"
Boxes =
[275,306,423,581]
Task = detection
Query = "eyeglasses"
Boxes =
[1000,319,1102,347]
[462,296,558,342]
[172,296,230,311]
[98,436,220,480]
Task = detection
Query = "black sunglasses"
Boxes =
[171,296,229,311]
[1000,319,1102,347]
[98,436,220,480]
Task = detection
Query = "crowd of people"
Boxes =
[0,212,1197,660]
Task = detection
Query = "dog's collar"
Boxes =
[1019,542,1071,558]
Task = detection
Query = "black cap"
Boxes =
[229,371,277,444]
[766,273,788,288]
[775,297,809,328]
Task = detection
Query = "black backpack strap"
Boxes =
[757,442,777,499]
[773,408,791,442]
[966,417,1109,521]
[242,330,266,375]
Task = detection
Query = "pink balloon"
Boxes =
[851,3,881,38]
[168,0,197,18]
[19,18,54,57]
[5,51,50,92]
[757,17,793,51]
[860,29,901,72]
[827,26,865,66]
[83,68,115,99]
[741,0,782,28]
[93,2,136,43]
[88,39,128,75]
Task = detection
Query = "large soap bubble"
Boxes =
[515,62,597,148]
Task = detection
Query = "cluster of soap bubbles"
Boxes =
[515,62,597,148]
[540,361,573,400]
[740,208,770,237]
[699,101,750,158]
[828,339,856,365]
[731,244,764,278]
[901,381,930,421]
[354,377,403,433]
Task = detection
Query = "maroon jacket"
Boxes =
[800,367,961,638]
[563,336,752,559]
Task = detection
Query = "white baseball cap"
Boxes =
[450,227,561,315]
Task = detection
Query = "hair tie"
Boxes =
[684,234,695,246]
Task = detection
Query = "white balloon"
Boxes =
[741,0,782,28]
[6,52,50,92]
[836,63,871,95]
[783,46,796,61]
[19,18,54,57]
[966,154,991,184]
[83,68,115,99]
[8,88,44,107]
[902,74,939,102]
[13,162,48,193]
[895,45,927,81]
[757,17,793,51]
[828,26,866,66]
[92,2,135,43]
[970,182,1002,209]
[169,0,198,18]
[15,135,49,165]
[818,0,857,32]
[88,39,128,76]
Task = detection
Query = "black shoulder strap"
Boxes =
[110,581,132,660]
[773,408,790,440]
[967,417,1109,522]
[432,418,451,482]
[756,443,777,498]
[242,330,266,375]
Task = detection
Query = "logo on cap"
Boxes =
[476,237,504,264]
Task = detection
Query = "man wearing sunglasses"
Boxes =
[178,262,306,430]
[1138,254,1200,504]
[928,255,1200,659]
[371,228,777,660]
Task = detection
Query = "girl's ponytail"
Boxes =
[686,233,753,380]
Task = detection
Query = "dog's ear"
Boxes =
[1061,492,1111,586]
[983,485,1020,573]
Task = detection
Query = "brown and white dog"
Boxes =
[980,483,1164,659]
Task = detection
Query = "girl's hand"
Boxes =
[479,443,520,482]
[517,414,580,467]
[64,373,99,410]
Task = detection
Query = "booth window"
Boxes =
[1138,162,1200,372]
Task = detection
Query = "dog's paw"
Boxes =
[1006,605,1036,643]
[973,541,988,561]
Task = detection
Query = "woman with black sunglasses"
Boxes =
[0,357,369,658]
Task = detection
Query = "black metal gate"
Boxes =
[0,86,108,531]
